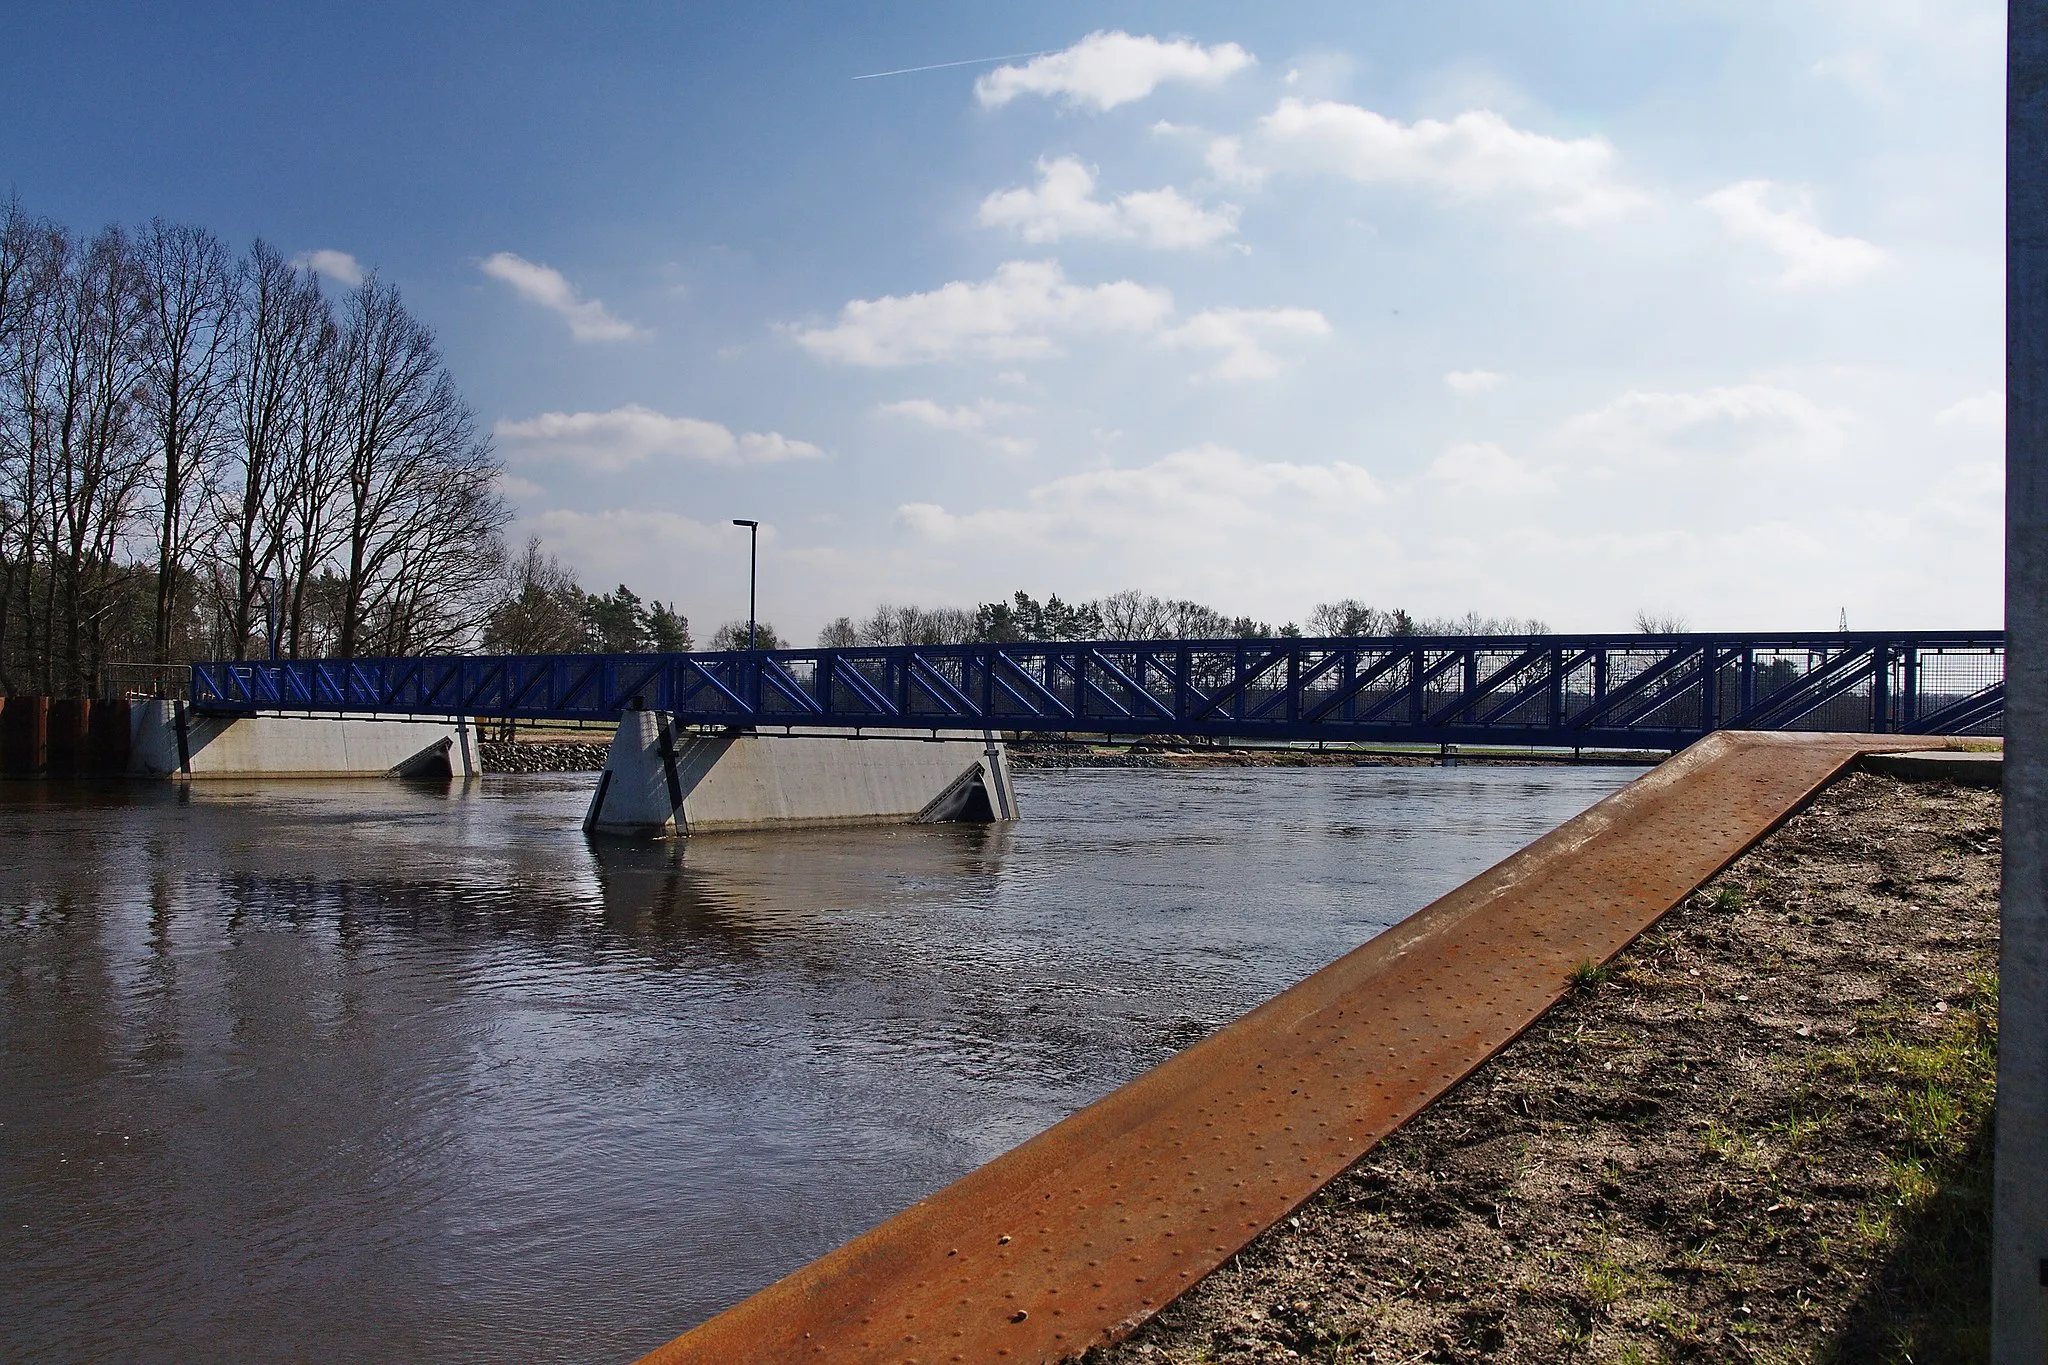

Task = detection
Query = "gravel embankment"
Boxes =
[1096,770,2000,1364]
[477,740,609,773]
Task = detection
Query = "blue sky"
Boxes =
[3,1,2006,639]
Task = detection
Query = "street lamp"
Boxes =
[731,519,759,649]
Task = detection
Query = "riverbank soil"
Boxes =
[1097,771,1999,1364]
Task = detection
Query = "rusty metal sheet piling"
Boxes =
[634,732,1956,1365]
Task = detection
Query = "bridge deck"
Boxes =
[632,731,1952,1364]
[189,631,2004,747]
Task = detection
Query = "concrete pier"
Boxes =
[128,700,477,779]
[584,711,1015,837]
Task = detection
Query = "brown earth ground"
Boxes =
[1093,770,2000,1365]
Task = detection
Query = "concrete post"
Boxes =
[583,708,686,837]
[2000,3,2048,1355]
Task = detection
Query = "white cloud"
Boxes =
[521,509,737,601]
[879,398,1036,456]
[1426,441,1551,495]
[1935,391,2004,429]
[977,157,1240,249]
[892,444,1393,617]
[1546,385,1848,476]
[877,398,1030,431]
[1220,98,1650,224]
[292,249,364,286]
[495,404,824,471]
[1444,369,1505,394]
[1203,135,1265,190]
[494,472,546,501]
[1159,307,1331,380]
[1697,181,1888,287]
[792,260,1173,366]
[975,31,1254,111]
[899,444,1382,548]
[797,261,1327,379]
[479,252,648,342]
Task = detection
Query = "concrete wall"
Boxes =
[129,700,477,779]
[585,715,1016,836]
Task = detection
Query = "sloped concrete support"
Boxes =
[128,700,476,779]
[583,709,688,837]
[583,714,1015,837]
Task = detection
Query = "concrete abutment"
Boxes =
[583,710,1016,837]
[126,700,477,780]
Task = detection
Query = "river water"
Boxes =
[0,762,1634,1363]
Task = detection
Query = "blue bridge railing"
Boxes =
[189,631,2004,749]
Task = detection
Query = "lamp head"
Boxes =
[732,518,758,529]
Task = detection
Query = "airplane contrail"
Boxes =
[852,51,1051,81]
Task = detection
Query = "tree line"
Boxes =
[818,592,1551,648]
[480,537,779,657]
[0,199,508,695]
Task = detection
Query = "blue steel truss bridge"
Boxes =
[190,631,2005,751]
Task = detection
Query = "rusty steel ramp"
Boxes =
[635,731,1957,1365]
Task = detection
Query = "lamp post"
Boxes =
[731,519,759,649]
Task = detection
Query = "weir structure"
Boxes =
[630,731,1978,1365]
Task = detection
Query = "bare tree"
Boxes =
[1411,611,1551,635]
[39,226,154,692]
[485,535,587,653]
[213,242,330,657]
[328,276,505,656]
[1307,599,1409,637]
[0,198,53,689]
[137,220,235,665]
[1634,608,1690,634]
[0,201,511,686]
[269,307,347,658]
[1098,589,1174,639]
[357,472,506,654]
[845,602,979,646]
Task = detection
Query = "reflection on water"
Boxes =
[0,763,1633,1362]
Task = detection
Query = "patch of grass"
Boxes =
[1582,1256,1632,1309]
[1310,1330,1362,1363]
[1569,958,1610,992]
[1644,1300,1706,1348]
[1767,1104,1835,1151]
[1706,884,1746,912]
[1820,979,1997,1363]
[1700,1120,1761,1167]
[1555,1311,1596,1350]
